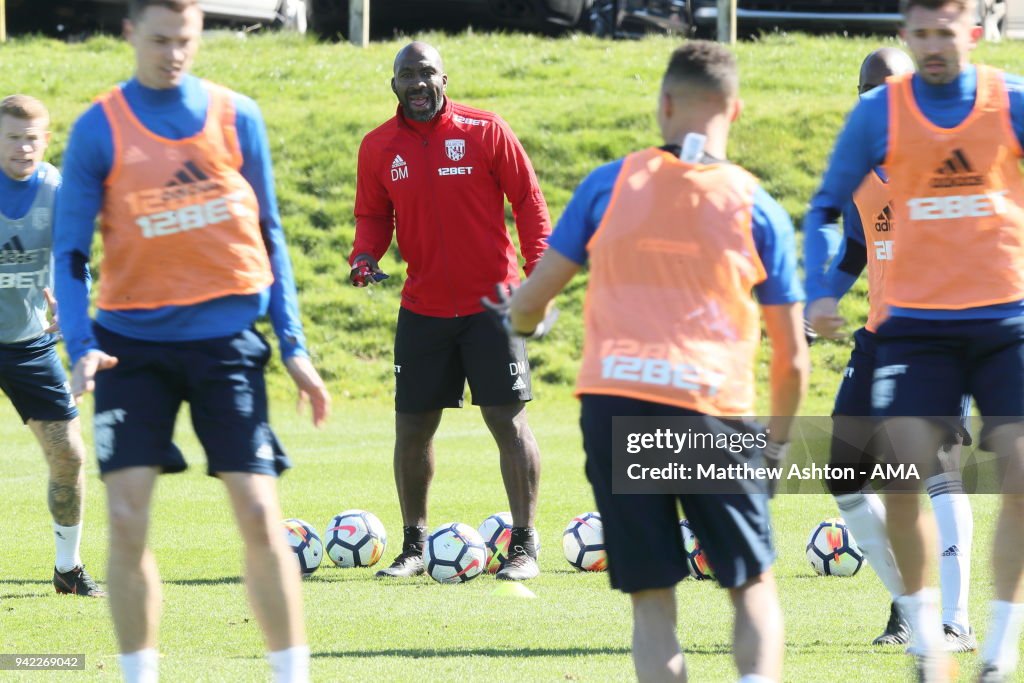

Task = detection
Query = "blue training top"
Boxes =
[0,164,48,221]
[804,65,1024,319]
[54,74,307,364]
[547,148,804,306]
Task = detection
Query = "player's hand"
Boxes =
[806,297,846,340]
[285,355,331,428]
[763,440,789,498]
[349,254,388,288]
[70,349,119,401]
[481,283,559,339]
[42,287,60,336]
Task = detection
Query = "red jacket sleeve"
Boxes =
[488,117,551,275]
[351,134,396,265]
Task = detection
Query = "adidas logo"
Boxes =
[0,234,41,266]
[390,155,409,182]
[942,544,961,557]
[511,377,526,391]
[123,145,149,165]
[874,204,893,232]
[165,160,211,187]
[0,235,25,253]
[930,149,984,188]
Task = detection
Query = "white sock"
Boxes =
[981,601,1024,674]
[118,649,158,683]
[835,491,904,598]
[53,522,82,573]
[737,675,775,683]
[926,472,972,632]
[899,588,944,656]
[268,645,310,683]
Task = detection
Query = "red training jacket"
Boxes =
[352,98,551,317]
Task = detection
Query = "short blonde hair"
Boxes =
[0,95,49,126]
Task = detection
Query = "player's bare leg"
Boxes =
[221,472,308,681]
[481,402,541,580]
[29,417,86,527]
[977,423,1024,680]
[879,417,951,680]
[376,410,442,578]
[630,588,686,682]
[730,571,783,682]
[28,417,104,596]
[105,466,161,682]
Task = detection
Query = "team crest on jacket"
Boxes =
[445,139,466,161]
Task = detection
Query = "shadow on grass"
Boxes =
[311,646,633,659]
[0,579,51,586]
[165,577,242,586]
[0,593,51,601]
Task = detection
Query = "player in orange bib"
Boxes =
[52,2,330,681]
[803,2,1024,680]
[806,48,977,652]
[493,42,808,683]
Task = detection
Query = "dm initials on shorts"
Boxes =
[600,354,724,395]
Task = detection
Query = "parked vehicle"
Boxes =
[13,0,604,38]
[306,0,596,39]
[9,0,306,36]
[690,0,1009,40]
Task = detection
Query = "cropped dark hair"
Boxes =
[129,0,200,20]
[901,0,972,15]
[663,41,739,100]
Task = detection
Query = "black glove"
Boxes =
[803,318,818,347]
[349,254,389,287]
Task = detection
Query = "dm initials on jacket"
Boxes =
[96,81,272,311]
[575,148,767,417]
[884,65,1024,310]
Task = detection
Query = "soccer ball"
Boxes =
[477,512,542,574]
[806,517,864,577]
[478,512,513,574]
[424,522,487,584]
[324,509,387,568]
[282,518,323,577]
[562,512,607,572]
[679,519,715,581]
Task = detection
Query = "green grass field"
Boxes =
[0,390,1006,682]
[0,29,1020,682]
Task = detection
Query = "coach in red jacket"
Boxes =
[350,41,551,582]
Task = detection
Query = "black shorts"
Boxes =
[580,394,774,593]
[873,316,1024,446]
[0,334,78,424]
[92,325,290,478]
[394,308,532,413]
[830,327,972,493]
